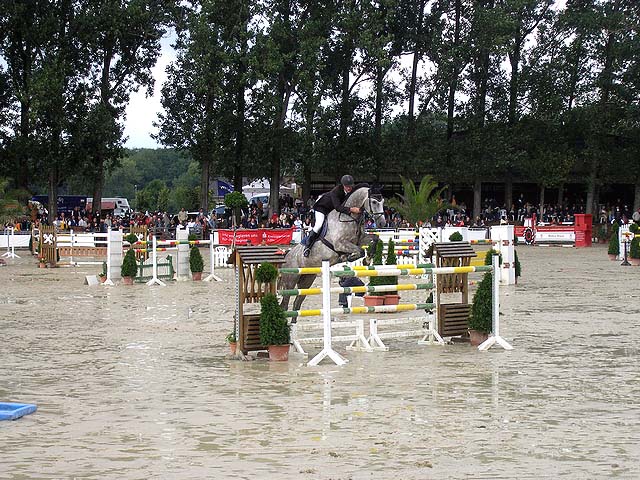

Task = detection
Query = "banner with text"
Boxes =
[217,228,294,246]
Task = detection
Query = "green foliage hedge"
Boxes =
[255,262,278,283]
[259,293,290,346]
[189,246,204,273]
[121,249,138,278]
[469,273,493,333]
[448,231,463,242]
[608,223,620,255]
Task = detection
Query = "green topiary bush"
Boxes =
[449,231,463,242]
[629,226,640,259]
[189,246,204,273]
[224,191,249,209]
[259,293,290,346]
[484,248,502,266]
[255,262,278,284]
[384,238,398,287]
[469,272,493,333]
[121,249,138,278]
[125,233,138,245]
[514,250,521,278]
[608,223,620,255]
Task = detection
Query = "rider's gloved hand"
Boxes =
[350,207,361,214]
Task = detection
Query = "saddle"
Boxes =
[301,221,328,246]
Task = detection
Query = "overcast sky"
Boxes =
[124,0,567,150]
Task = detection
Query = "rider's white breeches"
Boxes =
[312,211,325,233]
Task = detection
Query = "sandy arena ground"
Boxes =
[1,244,639,479]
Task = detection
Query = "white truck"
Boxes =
[86,197,132,217]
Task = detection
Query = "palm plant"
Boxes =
[386,175,453,225]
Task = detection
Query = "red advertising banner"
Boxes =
[217,228,294,246]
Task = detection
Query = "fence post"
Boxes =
[478,254,513,351]
[307,261,348,367]
[203,233,222,282]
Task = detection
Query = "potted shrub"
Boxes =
[189,245,204,280]
[121,249,138,285]
[608,223,620,260]
[98,261,107,283]
[38,255,46,268]
[448,231,463,242]
[629,224,640,266]
[383,238,400,305]
[469,272,493,345]
[364,240,386,306]
[255,262,278,295]
[596,226,607,244]
[226,332,237,355]
[259,293,291,361]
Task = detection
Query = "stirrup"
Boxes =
[303,247,311,257]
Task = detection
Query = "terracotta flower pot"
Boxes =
[38,263,47,269]
[363,295,385,306]
[228,342,237,355]
[268,344,290,361]
[192,271,202,281]
[469,329,489,346]
[99,275,107,283]
[122,276,134,285]
[608,254,618,261]
[629,257,640,266]
[384,294,401,305]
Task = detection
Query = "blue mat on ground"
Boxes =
[0,402,37,421]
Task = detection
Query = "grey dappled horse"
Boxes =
[280,187,386,312]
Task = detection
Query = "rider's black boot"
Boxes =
[303,231,319,257]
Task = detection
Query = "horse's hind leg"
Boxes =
[292,274,317,311]
[279,273,300,311]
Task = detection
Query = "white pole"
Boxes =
[147,235,166,286]
[308,261,348,366]
[204,233,222,282]
[2,227,20,259]
[104,228,114,285]
[478,254,513,351]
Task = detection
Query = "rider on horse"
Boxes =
[303,175,369,257]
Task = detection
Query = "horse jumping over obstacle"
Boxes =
[279,186,386,312]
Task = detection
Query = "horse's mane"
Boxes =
[343,187,369,208]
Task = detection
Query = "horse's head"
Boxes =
[344,186,386,227]
[364,188,386,228]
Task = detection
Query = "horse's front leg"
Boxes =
[334,240,365,262]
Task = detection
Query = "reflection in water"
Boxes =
[1,248,640,478]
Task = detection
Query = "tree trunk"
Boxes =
[539,185,545,220]
[233,164,242,193]
[200,157,210,212]
[338,49,352,166]
[302,165,312,204]
[586,162,597,215]
[634,183,640,212]
[407,0,425,142]
[374,64,383,179]
[407,49,420,141]
[446,0,462,140]
[504,173,513,211]
[557,183,564,208]
[508,36,521,125]
[48,168,58,226]
[269,85,292,218]
[473,178,482,222]
[92,156,104,219]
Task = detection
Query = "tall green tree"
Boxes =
[79,0,175,217]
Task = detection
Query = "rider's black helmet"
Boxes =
[341,175,354,187]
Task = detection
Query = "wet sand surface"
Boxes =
[1,245,640,479]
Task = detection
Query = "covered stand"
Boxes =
[432,242,477,338]
[229,246,287,355]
